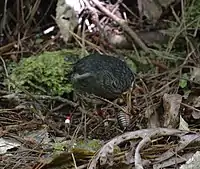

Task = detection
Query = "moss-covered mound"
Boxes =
[9,50,80,96]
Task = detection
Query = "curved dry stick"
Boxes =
[135,136,151,169]
[88,128,188,169]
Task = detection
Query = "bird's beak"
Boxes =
[72,72,92,81]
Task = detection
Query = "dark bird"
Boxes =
[70,54,135,100]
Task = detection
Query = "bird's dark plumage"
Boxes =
[70,54,135,100]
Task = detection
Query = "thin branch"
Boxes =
[90,0,149,53]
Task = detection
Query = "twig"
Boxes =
[71,153,78,169]
[88,128,188,169]
[1,93,94,118]
[151,78,178,96]
[135,136,151,169]
[90,0,149,52]
[0,56,8,78]
[0,56,10,91]
[94,95,128,114]
[180,102,200,113]
[70,30,104,53]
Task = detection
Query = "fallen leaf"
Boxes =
[192,96,200,119]
[190,67,200,83]
[137,0,177,23]
[179,115,190,131]
[138,0,162,22]
[163,93,182,128]
[145,105,160,128]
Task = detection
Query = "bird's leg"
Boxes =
[126,87,132,113]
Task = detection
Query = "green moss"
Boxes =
[73,139,102,153]
[8,49,81,96]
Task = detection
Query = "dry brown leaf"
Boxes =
[192,96,200,119]
[190,67,200,83]
[153,153,194,169]
[145,105,160,128]
[163,93,182,128]
[179,115,189,131]
[157,0,178,8]
[180,151,200,169]
[137,0,177,23]
[138,0,162,22]
[56,0,80,43]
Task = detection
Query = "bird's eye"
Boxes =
[62,16,70,21]
[111,81,118,89]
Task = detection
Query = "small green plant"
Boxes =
[8,50,79,96]
[179,73,191,98]
[179,73,188,89]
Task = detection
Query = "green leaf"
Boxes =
[179,73,188,89]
